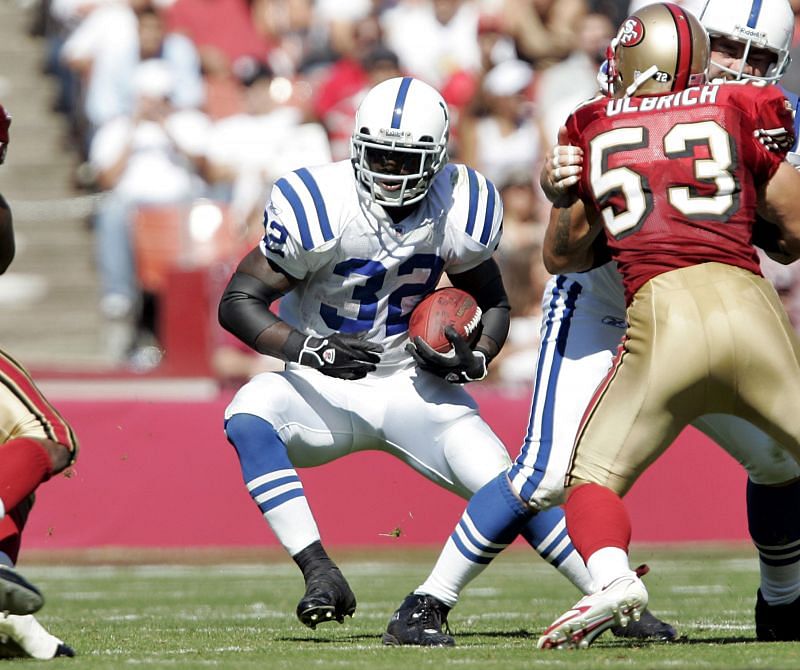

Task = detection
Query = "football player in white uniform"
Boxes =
[220,76,617,632]
[383,0,800,647]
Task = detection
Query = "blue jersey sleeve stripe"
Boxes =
[275,177,314,250]
[391,77,414,128]
[296,167,334,242]
[480,178,497,246]
[465,166,479,236]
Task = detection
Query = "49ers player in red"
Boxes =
[539,2,800,648]
[0,104,75,659]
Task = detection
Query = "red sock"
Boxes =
[0,438,52,515]
[565,483,631,562]
[0,495,35,564]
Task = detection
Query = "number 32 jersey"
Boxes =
[260,160,503,373]
[565,81,793,304]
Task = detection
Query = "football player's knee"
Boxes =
[443,437,511,494]
[528,485,566,511]
[225,413,292,479]
[39,439,72,474]
[744,451,800,486]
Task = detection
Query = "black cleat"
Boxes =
[382,592,455,647]
[755,589,800,641]
[610,564,676,641]
[611,608,677,641]
[296,565,356,629]
[0,566,44,616]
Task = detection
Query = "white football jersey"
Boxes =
[259,160,503,374]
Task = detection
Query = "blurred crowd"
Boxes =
[21,0,800,385]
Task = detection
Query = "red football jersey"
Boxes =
[565,81,792,303]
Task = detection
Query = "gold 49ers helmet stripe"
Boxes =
[665,2,693,92]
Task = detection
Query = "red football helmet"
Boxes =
[0,104,11,164]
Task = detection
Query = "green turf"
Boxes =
[19,544,800,668]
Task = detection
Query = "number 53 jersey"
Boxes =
[564,80,793,304]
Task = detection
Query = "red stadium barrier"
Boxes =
[22,386,749,551]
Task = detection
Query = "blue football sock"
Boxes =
[519,506,594,594]
[418,472,532,606]
[225,413,320,556]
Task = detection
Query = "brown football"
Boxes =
[408,287,482,353]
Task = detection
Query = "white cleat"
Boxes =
[538,574,649,650]
[0,613,74,660]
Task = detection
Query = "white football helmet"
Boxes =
[351,77,449,207]
[697,0,794,82]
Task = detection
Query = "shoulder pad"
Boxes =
[271,167,336,251]
[450,164,501,247]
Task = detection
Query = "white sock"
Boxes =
[263,496,321,557]
[759,562,800,606]
[586,547,634,590]
[556,550,596,595]
[416,537,489,608]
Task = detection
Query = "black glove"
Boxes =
[407,326,488,384]
[295,333,382,380]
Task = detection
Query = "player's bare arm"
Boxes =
[758,161,800,257]
[542,201,603,275]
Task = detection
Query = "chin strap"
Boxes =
[624,65,659,98]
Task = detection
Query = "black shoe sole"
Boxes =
[297,604,355,629]
[0,569,44,615]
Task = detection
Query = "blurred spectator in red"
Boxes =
[458,59,540,188]
[311,9,384,156]
[164,0,273,74]
[315,44,403,160]
[201,46,249,120]
[380,0,481,88]
[251,0,314,75]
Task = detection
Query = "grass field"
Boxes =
[18,543,800,669]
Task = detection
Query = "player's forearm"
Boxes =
[759,162,800,257]
[543,204,597,274]
[475,303,510,362]
[218,271,297,360]
[448,260,510,362]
